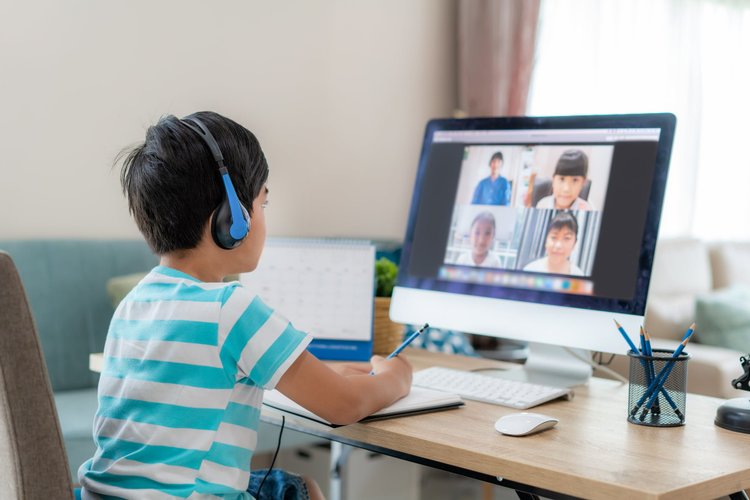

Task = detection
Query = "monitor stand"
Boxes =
[486,342,593,388]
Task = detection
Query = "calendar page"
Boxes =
[240,239,375,341]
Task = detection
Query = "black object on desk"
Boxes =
[715,354,750,434]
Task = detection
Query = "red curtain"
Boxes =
[458,0,541,117]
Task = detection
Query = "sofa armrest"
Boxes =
[594,339,748,399]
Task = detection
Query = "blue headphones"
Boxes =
[182,117,250,250]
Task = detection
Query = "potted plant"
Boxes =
[373,257,405,354]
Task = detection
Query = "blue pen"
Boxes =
[370,323,429,375]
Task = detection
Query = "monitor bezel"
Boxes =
[395,113,676,317]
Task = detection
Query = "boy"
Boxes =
[78,111,413,500]
[523,211,584,276]
[471,151,510,206]
[535,149,595,211]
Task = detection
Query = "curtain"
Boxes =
[527,0,750,240]
[457,0,541,117]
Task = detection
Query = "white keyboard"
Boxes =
[412,366,572,410]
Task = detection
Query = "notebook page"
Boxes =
[263,386,462,426]
[371,387,462,416]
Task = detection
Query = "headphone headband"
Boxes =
[182,118,225,166]
[181,115,249,249]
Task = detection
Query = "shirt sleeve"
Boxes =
[455,252,471,266]
[472,181,482,204]
[218,285,313,390]
[535,196,553,209]
[523,258,547,273]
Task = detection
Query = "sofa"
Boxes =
[603,238,750,399]
[0,239,326,483]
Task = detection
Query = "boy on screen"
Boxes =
[471,151,510,206]
[536,149,595,211]
[523,211,585,276]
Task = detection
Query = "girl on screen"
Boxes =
[523,211,584,276]
[454,212,502,268]
[536,149,595,211]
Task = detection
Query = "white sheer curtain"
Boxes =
[527,0,750,240]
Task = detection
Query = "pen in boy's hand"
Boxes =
[370,323,429,375]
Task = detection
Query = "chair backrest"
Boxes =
[0,251,74,499]
[530,178,592,207]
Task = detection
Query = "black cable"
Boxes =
[255,415,285,499]
[592,351,616,366]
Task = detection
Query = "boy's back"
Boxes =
[78,266,311,499]
[79,111,411,500]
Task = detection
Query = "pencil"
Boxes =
[639,332,692,421]
[631,324,693,419]
[369,323,429,375]
[614,320,640,356]
[642,329,660,414]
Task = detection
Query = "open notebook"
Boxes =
[263,386,464,428]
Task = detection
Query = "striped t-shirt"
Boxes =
[78,266,312,500]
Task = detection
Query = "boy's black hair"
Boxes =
[547,211,578,240]
[119,111,269,255]
[489,151,504,165]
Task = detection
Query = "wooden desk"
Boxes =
[90,350,750,499]
[262,349,750,500]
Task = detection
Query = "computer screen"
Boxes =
[390,114,676,355]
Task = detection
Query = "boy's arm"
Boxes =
[472,182,482,204]
[275,351,412,425]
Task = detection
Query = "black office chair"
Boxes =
[530,177,591,208]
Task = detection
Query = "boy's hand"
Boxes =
[370,354,413,396]
[276,350,415,425]
[330,362,372,377]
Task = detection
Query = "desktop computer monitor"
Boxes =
[390,114,676,386]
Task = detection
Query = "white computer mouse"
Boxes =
[494,412,558,436]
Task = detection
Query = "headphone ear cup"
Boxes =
[211,195,249,250]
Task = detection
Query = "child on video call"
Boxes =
[77,112,413,500]
[535,149,595,211]
[471,151,510,206]
[523,211,585,276]
[454,211,502,268]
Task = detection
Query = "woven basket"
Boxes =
[372,297,405,355]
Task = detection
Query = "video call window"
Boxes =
[443,144,612,279]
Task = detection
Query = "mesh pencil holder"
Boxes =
[627,348,690,427]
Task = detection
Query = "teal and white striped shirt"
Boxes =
[78,266,312,500]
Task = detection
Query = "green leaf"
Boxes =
[374,257,398,297]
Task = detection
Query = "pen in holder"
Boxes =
[627,348,690,427]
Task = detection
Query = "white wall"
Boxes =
[0,0,457,241]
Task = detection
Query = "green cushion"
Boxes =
[0,239,158,392]
[107,272,241,309]
[106,272,149,308]
[695,285,750,351]
[53,388,100,482]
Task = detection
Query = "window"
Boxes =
[528,0,750,240]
